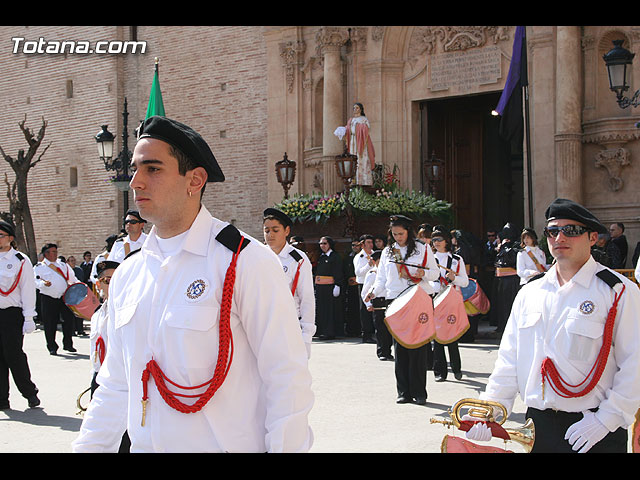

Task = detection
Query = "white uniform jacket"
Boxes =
[371,242,439,300]
[353,250,374,284]
[481,257,640,433]
[72,206,314,453]
[109,232,148,263]
[0,248,36,318]
[516,246,548,285]
[361,267,377,308]
[275,243,316,345]
[34,258,77,299]
[431,251,469,294]
[89,301,109,374]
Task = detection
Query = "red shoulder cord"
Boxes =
[0,260,25,296]
[402,248,429,283]
[540,284,626,399]
[290,260,303,295]
[140,236,244,426]
[438,256,460,287]
[95,336,106,365]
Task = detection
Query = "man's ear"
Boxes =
[189,166,208,195]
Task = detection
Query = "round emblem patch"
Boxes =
[186,279,207,300]
[418,312,429,324]
[447,314,457,325]
[579,300,596,315]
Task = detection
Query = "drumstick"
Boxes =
[390,260,455,274]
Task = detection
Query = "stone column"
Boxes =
[555,26,583,202]
[317,27,348,194]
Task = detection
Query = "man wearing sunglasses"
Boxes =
[109,210,148,263]
[466,198,640,453]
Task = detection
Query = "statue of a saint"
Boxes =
[334,102,376,186]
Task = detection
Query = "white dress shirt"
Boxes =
[516,245,548,285]
[0,248,36,318]
[34,258,77,299]
[109,232,148,263]
[431,251,469,293]
[275,243,316,345]
[371,242,439,300]
[72,206,314,453]
[353,250,374,284]
[481,257,640,433]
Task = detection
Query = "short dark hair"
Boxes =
[169,144,207,197]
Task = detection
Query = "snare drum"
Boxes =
[433,285,470,344]
[63,283,101,320]
[384,285,435,349]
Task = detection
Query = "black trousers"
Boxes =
[372,297,392,357]
[386,299,428,399]
[433,340,461,379]
[40,294,75,353]
[0,307,38,402]
[526,407,628,453]
[357,284,375,338]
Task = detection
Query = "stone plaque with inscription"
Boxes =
[429,46,502,92]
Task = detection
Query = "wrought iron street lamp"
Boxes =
[95,97,133,215]
[603,40,638,109]
[423,150,444,197]
[275,152,296,199]
[334,147,358,194]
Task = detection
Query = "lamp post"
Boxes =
[334,148,358,238]
[275,152,296,199]
[423,150,444,197]
[95,97,132,216]
[603,39,639,109]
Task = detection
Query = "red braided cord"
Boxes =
[0,260,25,296]
[141,236,244,415]
[541,285,625,398]
[403,248,430,283]
[290,260,303,295]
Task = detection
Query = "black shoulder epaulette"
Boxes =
[528,272,546,283]
[123,248,141,261]
[452,253,461,262]
[289,249,303,263]
[596,269,623,290]
[15,252,24,261]
[216,224,251,253]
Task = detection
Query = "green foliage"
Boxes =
[275,187,452,224]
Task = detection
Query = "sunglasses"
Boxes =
[98,276,112,285]
[543,225,590,238]
[125,219,143,225]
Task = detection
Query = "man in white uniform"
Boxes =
[72,116,314,453]
[466,198,640,453]
[108,210,148,263]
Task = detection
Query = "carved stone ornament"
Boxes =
[279,40,306,93]
[594,147,631,192]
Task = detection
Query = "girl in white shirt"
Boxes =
[516,228,548,285]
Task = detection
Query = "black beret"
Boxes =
[96,260,120,277]
[124,210,146,223]
[545,198,607,234]
[389,214,413,225]
[137,116,224,183]
[370,250,382,261]
[0,221,15,237]
[263,208,292,228]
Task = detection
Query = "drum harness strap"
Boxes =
[436,254,460,287]
[400,247,429,284]
[0,254,26,296]
[140,225,250,426]
[540,269,625,400]
[289,249,304,296]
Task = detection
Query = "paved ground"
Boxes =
[3,320,630,453]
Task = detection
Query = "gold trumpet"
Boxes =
[430,398,535,453]
[76,386,91,415]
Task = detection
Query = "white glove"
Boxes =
[22,317,36,335]
[333,285,340,297]
[463,419,493,442]
[565,410,609,453]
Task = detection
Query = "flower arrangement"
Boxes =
[275,186,452,225]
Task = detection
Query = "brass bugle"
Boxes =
[76,386,91,415]
[430,398,535,453]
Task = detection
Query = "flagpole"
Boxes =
[522,28,534,225]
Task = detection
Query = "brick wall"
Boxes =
[0,25,269,261]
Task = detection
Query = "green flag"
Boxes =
[145,59,165,119]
